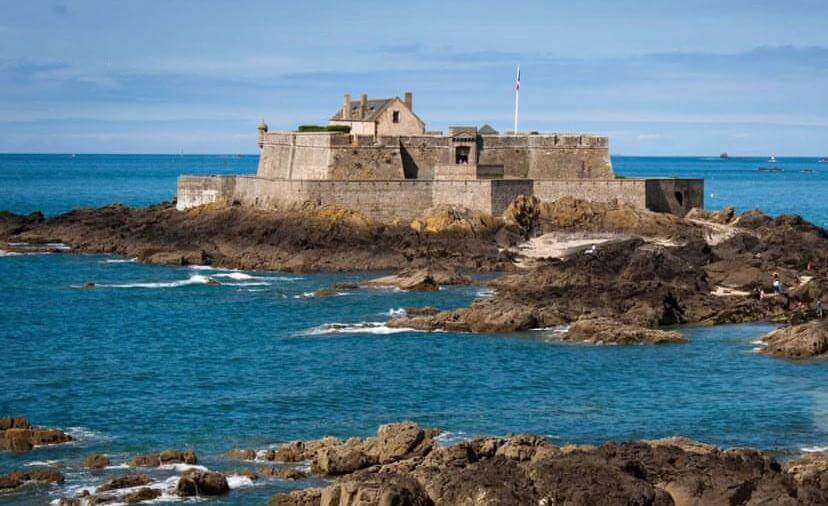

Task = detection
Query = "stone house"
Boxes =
[329,92,425,136]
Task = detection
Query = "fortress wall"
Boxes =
[230,177,436,222]
[176,176,237,210]
[328,145,406,179]
[432,181,493,213]
[491,180,535,215]
[257,133,334,180]
[399,137,449,179]
[645,179,704,217]
[532,179,648,208]
[477,136,531,178]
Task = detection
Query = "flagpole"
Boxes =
[513,65,520,136]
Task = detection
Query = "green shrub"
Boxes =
[297,125,351,133]
[530,131,540,135]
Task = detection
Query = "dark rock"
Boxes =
[0,417,73,453]
[130,449,197,467]
[176,470,229,496]
[259,467,308,480]
[97,474,152,492]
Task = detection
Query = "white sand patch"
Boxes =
[711,286,751,297]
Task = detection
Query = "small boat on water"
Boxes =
[802,168,816,174]
[757,167,783,173]
[720,152,730,159]
[768,154,777,163]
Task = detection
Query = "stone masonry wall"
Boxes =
[533,179,648,208]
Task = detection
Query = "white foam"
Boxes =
[188,264,223,271]
[222,281,271,287]
[435,431,471,446]
[102,257,138,263]
[86,274,213,289]
[25,459,61,467]
[801,446,828,453]
[476,288,495,297]
[0,249,21,257]
[213,272,255,280]
[386,308,406,317]
[305,322,417,335]
[65,426,112,444]
[158,463,208,473]
[104,463,131,469]
[226,474,256,489]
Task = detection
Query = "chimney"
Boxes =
[343,94,351,120]
[404,92,413,111]
[359,94,368,119]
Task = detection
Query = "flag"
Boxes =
[515,66,521,91]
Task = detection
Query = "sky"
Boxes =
[1,0,827,155]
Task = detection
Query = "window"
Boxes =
[455,146,470,164]
[392,110,400,123]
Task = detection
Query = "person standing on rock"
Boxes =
[772,273,782,294]
[817,300,824,319]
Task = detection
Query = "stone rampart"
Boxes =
[178,176,703,220]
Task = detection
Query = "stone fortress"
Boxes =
[177,91,703,221]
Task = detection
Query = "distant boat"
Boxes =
[801,168,816,174]
[757,167,783,173]
[719,152,730,159]
[818,158,828,163]
[768,154,777,163]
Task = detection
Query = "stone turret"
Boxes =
[257,119,268,148]
[343,94,351,120]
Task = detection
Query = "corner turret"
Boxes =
[257,119,268,148]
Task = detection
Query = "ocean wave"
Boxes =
[386,308,406,317]
[222,281,271,287]
[226,474,257,489]
[476,288,496,297]
[25,459,61,467]
[212,272,255,280]
[0,249,21,257]
[305,322,416,335]
[64,426,113,445]
[801,446,828,453]
[158,463,208,473]
[79,274,214,289]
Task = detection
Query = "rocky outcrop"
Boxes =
[176,469,229,496]
[269,423,828,506]
[97,474,153,492]
[0,468,64,491]
[84,454,110,469]
[760,319,828,358]
[0,202,512,272]
[0,416,73,452]
[226,448,257,460]
[364,267,472,292]
[558,317,687,345]
[129,449,197,467]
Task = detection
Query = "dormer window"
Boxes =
[392,111,400,123]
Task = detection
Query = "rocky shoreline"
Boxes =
[3,417,827,505]
[2,196,826,355]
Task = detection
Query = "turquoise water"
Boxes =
[0,155,827,504]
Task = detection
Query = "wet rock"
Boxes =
[494,434,553,462]
[176,469,229,496]
[760,319,828,358]
[365,267,471,292]
[258,467,308,480]
[97,474,153,492]
[85,453,111,469]
[270,436,342,462]
[402,307,439,317]
[0,468,64,491]
[559,317,687,345]
[226,448,257,460]
[0,417,73,453]
[123,487,162,503]
[268,488,322,506]
[129,449,197,467]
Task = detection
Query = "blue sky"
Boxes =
[1,0,827,155]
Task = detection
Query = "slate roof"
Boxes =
[330,98,394,122]
[479,124,499,135]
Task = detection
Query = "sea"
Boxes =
[0,154,826,504]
